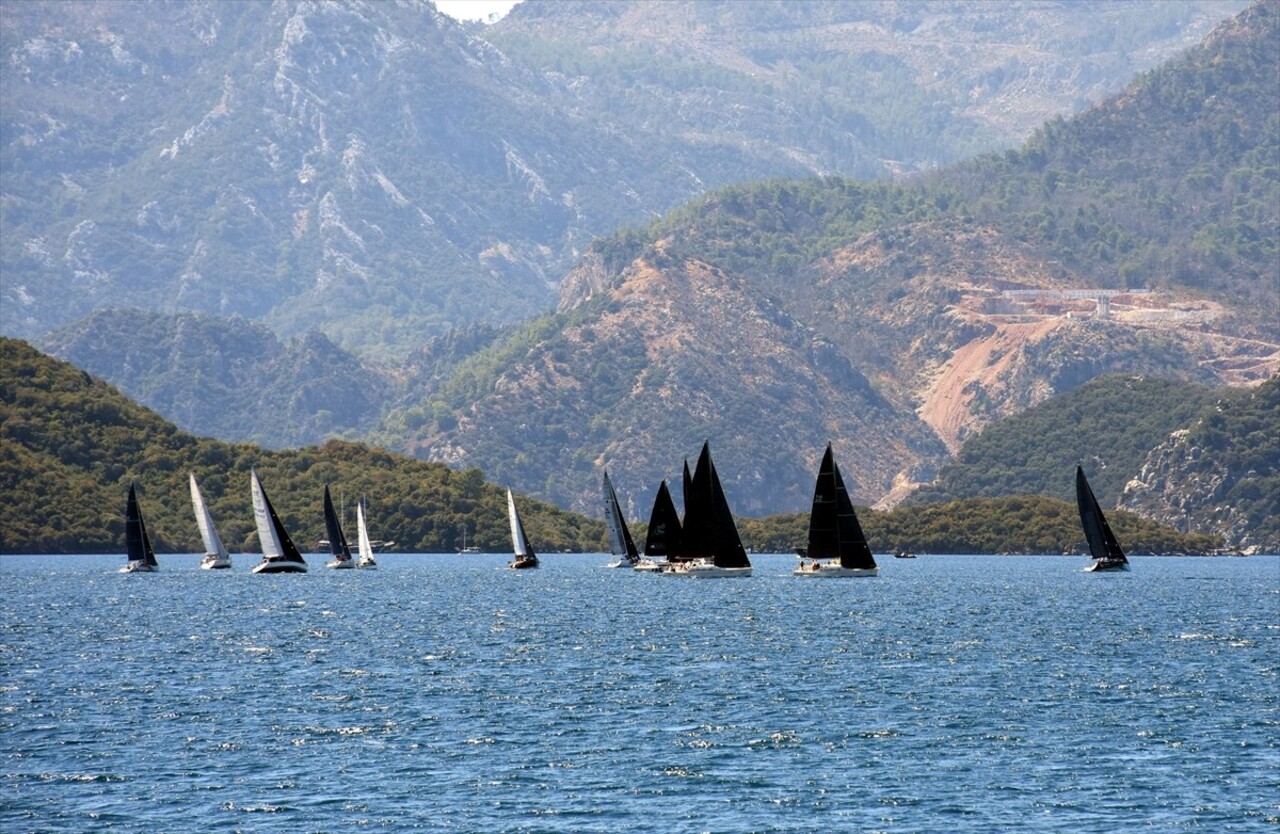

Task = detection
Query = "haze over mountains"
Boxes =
[3,0,1276,527]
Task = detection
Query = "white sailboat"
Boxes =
[507,489,539,569]
[356,498,378,570]
[250,469,308,574]
[120,483,159,573]
[190,473,231,570]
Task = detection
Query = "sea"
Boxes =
[1,553,1276,833]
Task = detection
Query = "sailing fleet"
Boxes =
[119,449,1132,575]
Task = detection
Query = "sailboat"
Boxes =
[190,473,231,569]
[250,469,308,574]
[1076,465,1130,572]
[666,442,751,577]
[507,489,539,569]
[602,470,640,568]
[794,444,878,577]
[355,497,378,570]
[322,485,354,569]
[635,479,681,572]
[120,483,159,573]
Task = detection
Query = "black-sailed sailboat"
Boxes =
[121,483,159,573]
[667,442,751,577]
[794,443,878,577]
[602,471,640,568]
[322,485,354,569]
[507,489,539,569]
[1076,465,1129,572]
[250,470,308,573]
[635,479,682,572]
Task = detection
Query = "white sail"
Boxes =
[356,499,377,568]
[508,489,530,557]
[189,473,229,559]
[251,469,285,559]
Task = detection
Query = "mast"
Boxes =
[602,471,640,564]
[189,473,229,559]
[323,485,352,562]
[1075,466,1127,563]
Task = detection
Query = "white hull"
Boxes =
[252,559,307,574]
[605,558,635,569]
[200,555,231,570]
[666,559,751,578]
[358,558,377,570]
[793,561,878,577]
[633,559,667,572]
[326,558,355,569]
[120,562,156,573]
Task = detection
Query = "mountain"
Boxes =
[1,0,1246,358]
[1121,376,1279,551]
[0,337,1226,555]
[0,338,603,554]
[39,309,394,448]
[391,3,1278,516]
[908,375,1224,506]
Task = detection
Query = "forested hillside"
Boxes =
[0,339,602,553]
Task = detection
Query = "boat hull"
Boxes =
[120,562,156,573]
[326,559,355,569]
[200,556,231,570]
[633,559,667,572]
[509,557,538,570]
[666,560,751,578]
[358,559,377,570]
[1085,559,1130,572]
[793,562,878,577]
[252,560,308,574]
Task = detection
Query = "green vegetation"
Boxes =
[741,494,1221,556]
[909,375,1222,505]
[0,339,604,554]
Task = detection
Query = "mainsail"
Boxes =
[125,483,158,568]
[683,442,749,569]
[189,473,229,561]
[356,498,377,567]
[1075,465,1127,565]
[507,489,538,565]
[251,469,305,565]
[806,444,876,570]
[643,480,683,559]
[602,471,640,565]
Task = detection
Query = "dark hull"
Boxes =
[509,557,538,570]
[252,560,308,574]
[1085,559,1130,572]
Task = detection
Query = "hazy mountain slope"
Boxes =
[38,309,394,448]
[0,338,602,553]
[403,245,947,516]
[1,0,1246,359]
[390,3,1278,515]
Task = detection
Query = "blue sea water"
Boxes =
[1,553,1276,833]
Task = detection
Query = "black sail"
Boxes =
[602,471,640,564]
[707,453,750,569]
[805,444,876,569]
[1075,466,1127,564]
[125,483,157,568]
[262,478,306,564]
[643,480,683,559]
[323,485,352,562]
